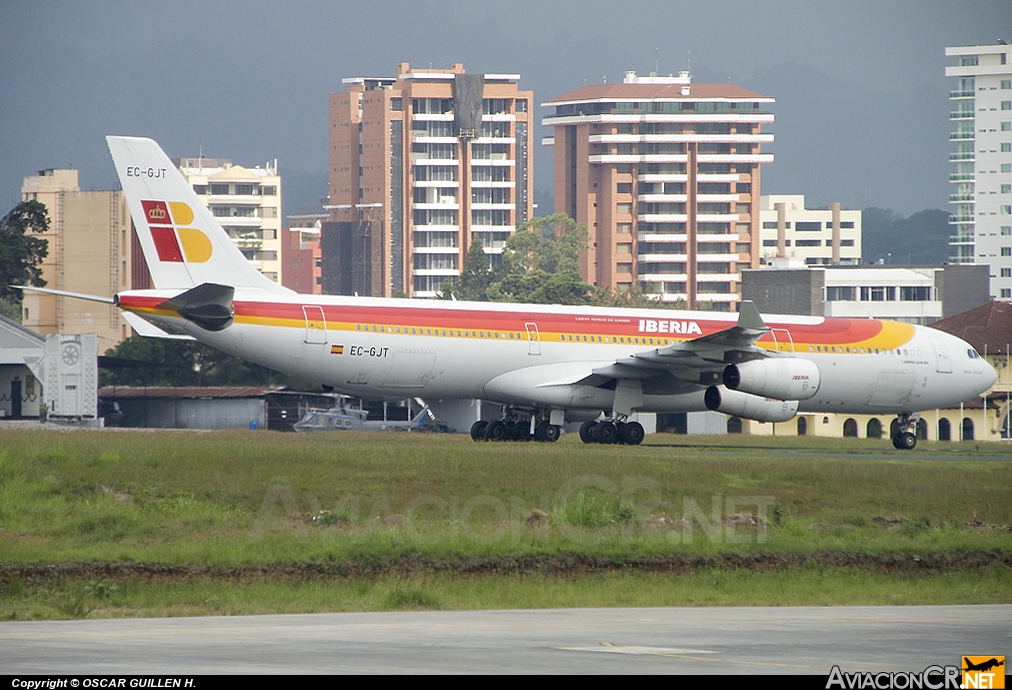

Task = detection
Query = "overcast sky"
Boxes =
[1,0,1008,217]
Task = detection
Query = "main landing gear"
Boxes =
[579,418,645,446]
[470,409,560,443]
[891,412,919,450]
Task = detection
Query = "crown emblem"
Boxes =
[148,207,168,220]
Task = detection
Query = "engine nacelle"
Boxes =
[722,358,820,401]
[704,385,799,423]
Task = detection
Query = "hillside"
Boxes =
[860,207,950,266]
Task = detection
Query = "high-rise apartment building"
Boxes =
[20,168,137,350]
[758,195,861,266]
[543,71,774,310]
[945,43,1012,300]
[173,156,283,284]
[327,62,534,298]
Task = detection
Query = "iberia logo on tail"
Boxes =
[140,200,213,263]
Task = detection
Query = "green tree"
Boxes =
[459,238,493,300]
[485,214,595,305]
[0,200,50,321]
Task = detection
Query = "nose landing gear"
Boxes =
[891,412,920,450]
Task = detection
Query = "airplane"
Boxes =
[19,136,999,449]
[963,658,1004,673]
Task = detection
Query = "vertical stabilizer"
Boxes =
[106,136,290,293]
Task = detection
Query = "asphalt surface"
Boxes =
[2,605,1009,674]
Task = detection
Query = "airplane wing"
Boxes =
[572,301,773,391]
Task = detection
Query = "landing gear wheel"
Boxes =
[579,420,596,444]
[534,420,549,442]
[512,422,530,441]
[621,421,645,446]
[470,420,487,441]
[596,421,617,444]
[543,424,561,443]
[485,420,507,441]
[897,432,917,450]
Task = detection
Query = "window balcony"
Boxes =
[413,246,459,255]
[207,194,262,205]
[638,214,688,223]
[948,111,975,119]
[949,132,974,140]
[413,202,460,210]
[638,273,689,281]
[949,90,975,98]
[949,234,975,244]
[412,157,461,165]
[638,194,688,203]
[949,194,975,202]
[949,173,975,181]
[948,255,975,264]
[949,152,975,161]
[217,216,263,227]
[949,215,975,223]
[470,203,514,211]
[411,135,458,144]
[413,271,460,281]
[638,173,689,182]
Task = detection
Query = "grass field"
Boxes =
[1,428,1010,618]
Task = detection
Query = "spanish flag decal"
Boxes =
[331,345,344,355]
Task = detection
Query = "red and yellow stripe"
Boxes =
[118,295,916,353]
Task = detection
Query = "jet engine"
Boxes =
[722,358,820,401]
[704,385,799,423]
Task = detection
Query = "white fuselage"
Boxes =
[121,290,997,417]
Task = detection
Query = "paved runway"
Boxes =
[2,605,1009,674]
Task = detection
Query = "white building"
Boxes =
[742,263,991,326]
[758,194,861,266]
[945,43,1012,300]
[822,267,942,322]
[173,156,283,284]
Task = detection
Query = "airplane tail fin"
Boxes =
[106,136,289,294]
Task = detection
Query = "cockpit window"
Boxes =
[967,348,981,360]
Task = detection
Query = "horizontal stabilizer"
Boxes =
[10,285,115,304]
[121,311,194,340]
[158,283,235,332]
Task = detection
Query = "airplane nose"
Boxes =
[983,360,998,389]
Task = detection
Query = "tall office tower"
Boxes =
[946,44,1012,300]
[327,62,534,297]
[173,156,283,284]
[20,168,136,350]
[543,71,774,310]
